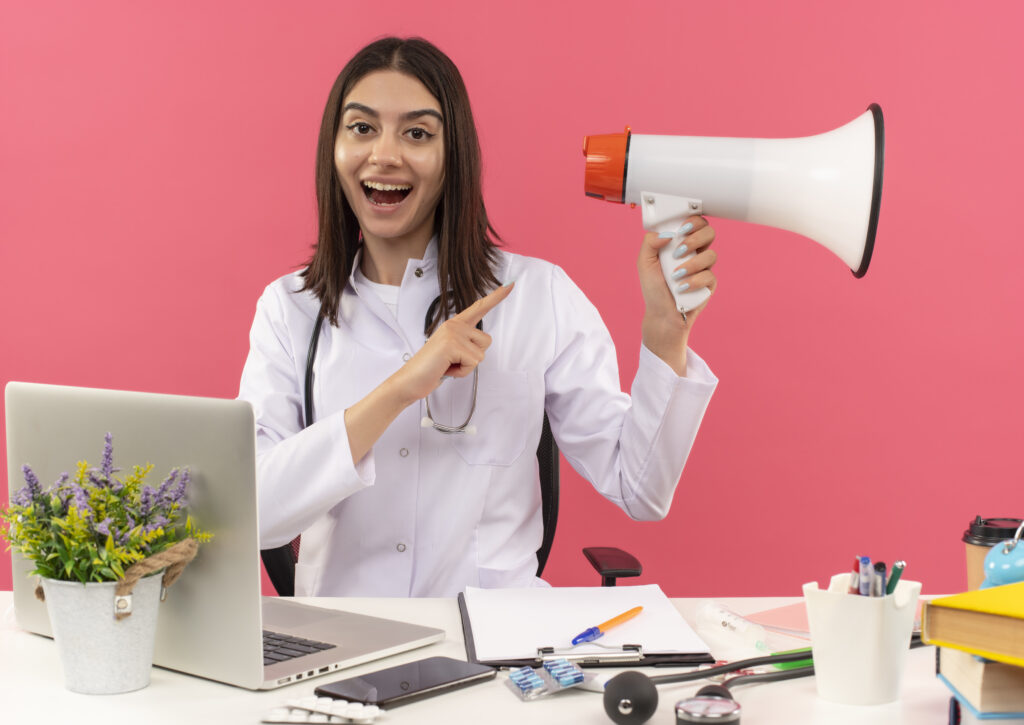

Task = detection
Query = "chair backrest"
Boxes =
[260,415,560,594]
[535,413,559,577]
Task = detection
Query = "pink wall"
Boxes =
[3,1,1023,597]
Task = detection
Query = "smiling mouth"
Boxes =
[363,181,412,207]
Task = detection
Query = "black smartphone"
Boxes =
[314,656,496,708]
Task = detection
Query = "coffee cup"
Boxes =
[963,516,1023,589]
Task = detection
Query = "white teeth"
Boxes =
[363,181,412,191]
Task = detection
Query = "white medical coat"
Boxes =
[238,241,718,596]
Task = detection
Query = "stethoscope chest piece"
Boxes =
[675,685,741,724]
[675,696,741,723]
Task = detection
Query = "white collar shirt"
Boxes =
[238,239,718,596]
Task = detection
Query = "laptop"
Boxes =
[5,382,445,690]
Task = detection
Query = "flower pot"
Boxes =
[40,572,163,694]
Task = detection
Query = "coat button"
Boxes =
[402,353,411,361]
[399,448,409,457]
[397,543,407,552]
[414,267,424,278]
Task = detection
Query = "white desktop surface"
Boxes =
[0,592,950,724]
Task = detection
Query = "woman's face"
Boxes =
[335,70,445,250]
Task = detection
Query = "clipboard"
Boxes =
[458,586,715,668]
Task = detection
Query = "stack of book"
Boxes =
[922,581,1024,724]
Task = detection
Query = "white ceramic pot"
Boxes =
[40,572,163,694]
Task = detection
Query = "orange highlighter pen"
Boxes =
[571,606,644,645]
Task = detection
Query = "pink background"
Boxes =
[3,1,1022,597]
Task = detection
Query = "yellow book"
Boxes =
[922,581,1024,668]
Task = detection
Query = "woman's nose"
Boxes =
[369,133,401,167]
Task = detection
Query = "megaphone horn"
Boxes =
[583,104,884,313]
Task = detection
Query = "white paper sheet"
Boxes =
[463,584,710,662]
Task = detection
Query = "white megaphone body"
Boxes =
[583,104,884,312]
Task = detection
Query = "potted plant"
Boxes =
[1,433,211,694]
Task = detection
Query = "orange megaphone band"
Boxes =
[582,126,631,203]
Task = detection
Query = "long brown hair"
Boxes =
[301,37,502,330]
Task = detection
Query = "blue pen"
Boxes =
[571,606,643,645]
[858,556,872,596]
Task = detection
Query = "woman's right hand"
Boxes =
[391,282,514,405]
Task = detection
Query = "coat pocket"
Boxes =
[450,370,530,466]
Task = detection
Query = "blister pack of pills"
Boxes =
[262,696,383,724]
[506,658,586,701]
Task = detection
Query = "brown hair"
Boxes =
[301,37,502,330]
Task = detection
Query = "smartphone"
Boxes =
[314,656,496,708]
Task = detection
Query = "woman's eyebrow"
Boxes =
[342,103,442,123]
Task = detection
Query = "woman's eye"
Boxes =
[407,128,433,141]
[347,123,373,135]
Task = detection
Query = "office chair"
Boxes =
[260,414,642,596]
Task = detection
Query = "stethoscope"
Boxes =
[304,295,481,434]
[600,634,925,724]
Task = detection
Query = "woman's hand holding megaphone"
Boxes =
[638,215,717,376]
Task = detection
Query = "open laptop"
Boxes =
[5,382,444,690]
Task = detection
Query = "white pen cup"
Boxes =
[802,573,921,706]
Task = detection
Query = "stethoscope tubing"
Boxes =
[304,295,481,433]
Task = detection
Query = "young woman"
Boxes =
[238,37,719,597]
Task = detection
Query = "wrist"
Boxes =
[642,314,689,376]
[380,372,420,412]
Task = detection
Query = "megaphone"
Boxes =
[583,104,884,312]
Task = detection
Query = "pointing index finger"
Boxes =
[455,282,514,326]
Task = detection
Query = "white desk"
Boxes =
[0,592,951,724]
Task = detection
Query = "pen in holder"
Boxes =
[803,572,921,706]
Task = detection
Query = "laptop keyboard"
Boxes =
[263,630,337,666]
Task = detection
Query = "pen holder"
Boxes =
[802,573,921,706]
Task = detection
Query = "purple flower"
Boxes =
[117,515,135,546]
[143,515,170,534]
[157,468,179,504]
[171,467,190,506]
[96,517,113,537]
[100,432,115,477]
[14,465,43,506]
[139,485,157,518]
[69,484,91,514]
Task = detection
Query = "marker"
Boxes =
[848,557,861,594]
[571,606,644,645]
[769,646,814,671]
[873,562,887,597]
[886,560,906,595]
[858,556,873,596]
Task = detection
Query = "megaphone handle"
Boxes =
[640,191,711,314]
[658,238,712,314]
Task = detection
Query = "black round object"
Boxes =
[603,671,659,725]
[963,516,1023,546]
[695,684,733,700]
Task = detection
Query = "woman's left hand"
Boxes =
[637,216,717,375]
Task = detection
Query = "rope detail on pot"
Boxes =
[35,538,200,620]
